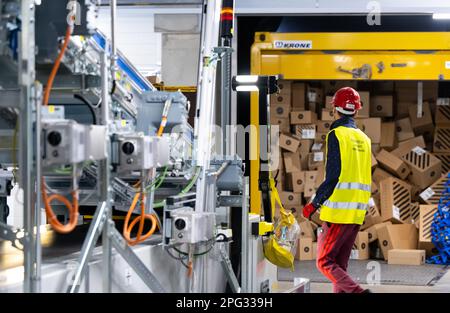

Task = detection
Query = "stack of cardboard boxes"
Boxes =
[271,80,449,265]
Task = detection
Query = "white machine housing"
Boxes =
[167,208,216,245]
[42,119,88,166]
[117,133,171,173]
[42,119,108,167]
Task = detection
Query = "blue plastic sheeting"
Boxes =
[92,32,153,93]
[428,173,450,265]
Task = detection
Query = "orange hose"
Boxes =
[41,178,79,234]
[41,26,80,234]
[122,192,158,246]
[43,26,72,107]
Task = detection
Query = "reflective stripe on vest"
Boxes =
[335,182,371,192]
[323,200,369,211]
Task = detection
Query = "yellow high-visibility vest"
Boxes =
[319,126,372,225]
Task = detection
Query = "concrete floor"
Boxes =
[274,269,450,293]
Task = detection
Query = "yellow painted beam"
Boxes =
[258,51,450,80]
[255,32,450,51]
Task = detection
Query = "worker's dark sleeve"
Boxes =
[312,130,341,209]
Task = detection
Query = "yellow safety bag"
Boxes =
[263,177,300,270]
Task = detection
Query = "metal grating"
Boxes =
[434,153,450,173]
[403,150,431,170]
[393,180,411,222]
[423,173,450,205]
[434,127,450,153]
[278,260,448,286]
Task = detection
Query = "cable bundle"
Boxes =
[428,173,450,265]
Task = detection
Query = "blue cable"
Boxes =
[427,173,450,265]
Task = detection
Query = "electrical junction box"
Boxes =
[117,134,154,173]
[42,119,88,166]
[165,208,216,245]
[116,134,171,173]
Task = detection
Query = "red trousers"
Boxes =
[316,222,364,293]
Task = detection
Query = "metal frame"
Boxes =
[249,31,450,213]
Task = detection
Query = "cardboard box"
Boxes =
[396,101,415,119]
[314,165,325,189]
[419,205,439,256]
[361,196,382,230]
[270,94,291,106]
[371,181,379,195]
[315,132,327,143]
[434,153,450,173]
[271,117,291,133]
[420,174,450,205]
[321,109,335,121]
[277,80,292,96]
[433,127,450,152]
[396,118,415,142]
[272,102,291,119]
[298,139,313,154]
[380,177,412,224]
[351,232,369,260]
[419,205,438,243]
[296,237,314,261]
[377,224,418,260]
[372,167,394,186]
[280,192,302,205]
[325,96,334,110]
[292,82,306,109]
[284,204,302,217]
[380,122,398,151]
[283,152,302,173]
[409,102,434,137]
[291,171,306,193]
[146,75,161,84]
[371,95,394,117]
[388,249,425,265]
[304,183,315,198]
[375,149,410,180]
[299,221,316,240]
[294,124,316,140]
[312,242,317,259]
[307,152,324,170]
[290,111,317,125]
[358,91,370,118]
[356,118,381,144]
[371,152,378,170]
[391,136,426,158]
[305,171,318,185]
[307,86,324,105]
[400,148,442,189]
[435,105,450,127]
[280,133,300,152]
[367,221,392,243]
[317,120,332,133]
[410,202,420,225]
[322,80,358,95]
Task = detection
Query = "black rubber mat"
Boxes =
[278,260,448,286]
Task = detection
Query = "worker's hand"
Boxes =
[302,203,317,220]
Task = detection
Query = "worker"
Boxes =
[302,87,372,293]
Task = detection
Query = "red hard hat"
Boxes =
[331,87,362,115]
